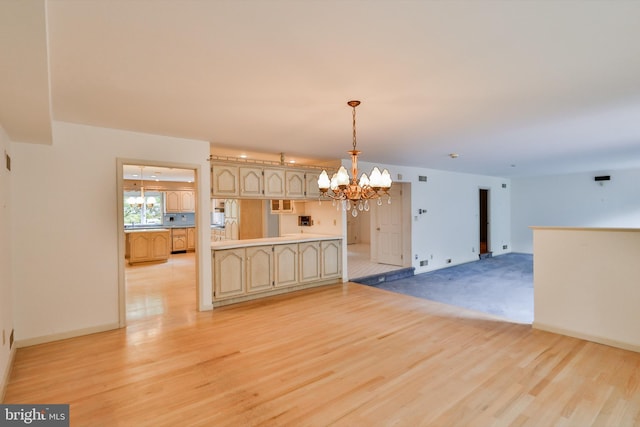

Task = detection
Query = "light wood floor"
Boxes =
[4,252,640,426]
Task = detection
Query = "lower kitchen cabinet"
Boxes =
[211,238,343,306]
[213,248,245,299]
[126,230,171,265]
[299,241,321,283]
[187,227,196,251]
[274,244,298,287]
[321,240,342,279]
[246,246,273,293]
[171,228,188,252]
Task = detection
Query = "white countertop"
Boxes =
[124,228,170,234]
[211,233,343,250]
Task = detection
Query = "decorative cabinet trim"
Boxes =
[211,162,325,200]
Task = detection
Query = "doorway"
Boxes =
[117,160,199,327]
[479,188,489,255]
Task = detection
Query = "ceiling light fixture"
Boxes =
[317,100,392,217]
[127,166,156,209]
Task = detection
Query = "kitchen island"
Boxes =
[211,234,343,307]
[125,228,171,265]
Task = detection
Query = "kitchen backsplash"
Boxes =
[163,213,195,226]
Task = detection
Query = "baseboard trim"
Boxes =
[15,323,121,349]
[533,321,640,353]
[1,346,17,402]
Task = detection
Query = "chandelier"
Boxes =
[317,100,392,217]
[127,166,156,209]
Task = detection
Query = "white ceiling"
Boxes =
[3,0,640,177]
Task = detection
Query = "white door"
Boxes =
[375,185,403,266]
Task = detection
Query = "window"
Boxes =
[124,191,164,226]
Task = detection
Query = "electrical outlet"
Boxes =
[503,244,508,250]
[446,258,452,264]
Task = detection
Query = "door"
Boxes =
[479,189,489,254]
[375,185,403,266]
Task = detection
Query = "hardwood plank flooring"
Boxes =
[4,252,640,426]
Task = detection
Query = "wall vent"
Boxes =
[419,260,428,266]
[418,175,427,182]
[594,175,610,181]
[502,183,507,188]
[502,245,508,250]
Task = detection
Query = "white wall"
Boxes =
[11,121,211,345]
[533,227,640,351]
[0,125,14,398]
[354,161,512,274]
[511,168,640,253]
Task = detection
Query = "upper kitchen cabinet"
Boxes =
[165,190,195,213]
[304,171,321,198]
[211,160,329,200]
[239,166,263,197]
[263,168,285,198]
[285,170,305,198]
[211,165,239,197]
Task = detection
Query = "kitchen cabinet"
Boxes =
[211,236,343,306]
[270,199,294,213]
[321,240,342,279]
[274,243,298,287]
[171,228,188,252]
[299,241,321,283]
[305,171,321,198]
[213,248,245,299]
[212,165,239,197]
[187,227,196,251]
[126,229,171,265]
[239,166,263,197]
[246,246,273,293]
[285,170,306,198]
[264,168,285,198]
[165,191,195,213]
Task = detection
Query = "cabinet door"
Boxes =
[305,171,321,199]
[285,170,306,199]
[321,240,342,279]
[129,233,151,263]
[264,168,285,198]
[299,241,321,283]
[180,191,196,212]
[165,191,181,213]
[239,167,263,197]
[246,246,273,293]
[274,244,298,287]
[213,248,245,299]
[151,232,171,260]
[187,227,196,250]
[212,165,239,197]
[172,235,188,252]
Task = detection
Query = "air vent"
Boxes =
[502,183,507,188]
[420,260,428,266]
[594,175,610,181]
[418,176,427,182]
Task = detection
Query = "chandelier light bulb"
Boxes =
[358,173,370,187]
[318,171,331,190]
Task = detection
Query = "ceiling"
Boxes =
[3,1,640,177]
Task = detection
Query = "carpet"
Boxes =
[363,253,533,324]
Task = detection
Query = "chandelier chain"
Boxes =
[352,104,357,151]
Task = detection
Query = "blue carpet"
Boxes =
[365,253,533,324]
